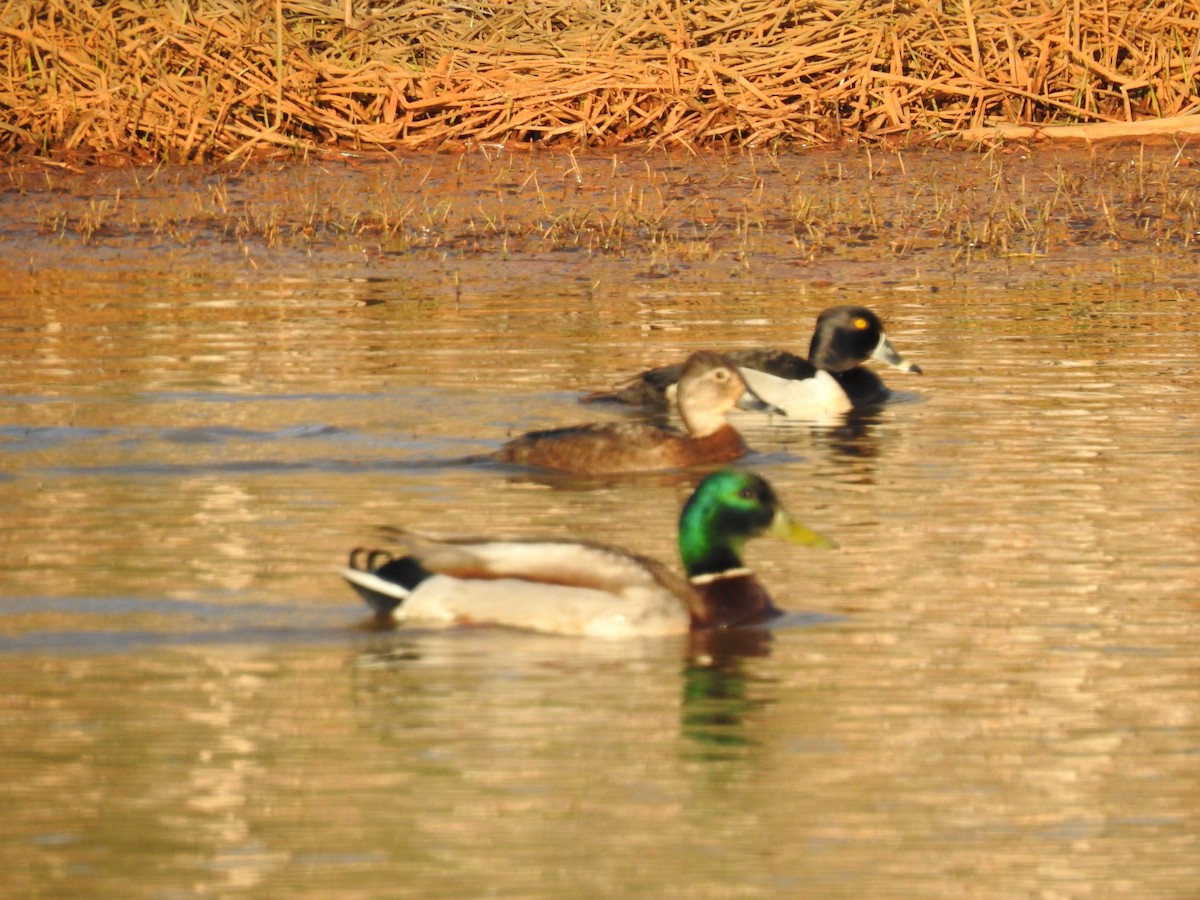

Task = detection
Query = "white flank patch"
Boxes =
[739,367,853,418]
[401,576,690,638]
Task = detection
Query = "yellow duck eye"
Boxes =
[853,317,869,330]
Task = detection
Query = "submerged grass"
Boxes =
[8,143,1200,270]
[1,0,1198,162]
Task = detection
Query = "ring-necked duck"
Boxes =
[584,306,921,418]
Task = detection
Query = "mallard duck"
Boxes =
[583,305,922,417]
[493,351,777,474]
[340,468,836,637]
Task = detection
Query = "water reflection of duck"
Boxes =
[340,469,835,638]
[583,305,922,418]
[494,351,778,474]
[681,638,766,755]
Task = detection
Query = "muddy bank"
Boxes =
[3,143,1200,300]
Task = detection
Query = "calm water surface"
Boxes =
[2,158,1200,896]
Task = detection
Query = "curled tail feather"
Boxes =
[341,548,430,617]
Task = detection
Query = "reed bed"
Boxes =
[2,0,1198,161]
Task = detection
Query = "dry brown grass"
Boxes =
[2,0,1198,161]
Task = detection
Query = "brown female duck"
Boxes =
[494,351,776,474]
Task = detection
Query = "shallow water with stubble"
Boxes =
[2,148,1199,897]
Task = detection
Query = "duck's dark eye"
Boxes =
[714,369,729,381]
[738,487,757,501]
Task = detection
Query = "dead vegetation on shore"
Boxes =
[2,0,1199,161]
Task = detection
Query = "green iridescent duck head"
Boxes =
[677,469,836,579]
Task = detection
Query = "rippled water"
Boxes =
[2,153,1200,896]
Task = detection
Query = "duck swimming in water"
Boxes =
[494,351,777,474]
[583,305,922,418]
[340,468,836,638]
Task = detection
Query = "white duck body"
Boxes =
[340,537,693,638]
[738,367,853,418]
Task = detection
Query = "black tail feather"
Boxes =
[344,548,434,616]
